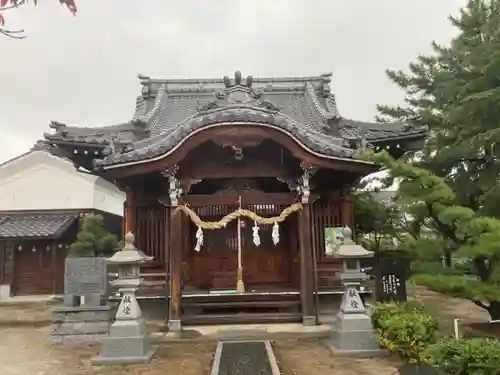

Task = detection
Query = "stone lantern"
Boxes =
[92,232,156,365]
[327,226,387,357]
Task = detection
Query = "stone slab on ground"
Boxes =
[211,340,280,375]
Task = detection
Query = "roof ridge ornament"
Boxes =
[49,120,67,131]
[223,71,254,89]
[197,72,280,113]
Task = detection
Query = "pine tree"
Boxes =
[353,188,401,251]
[362,150,500,319]
[378,0,500,221]
[68,213,119,257]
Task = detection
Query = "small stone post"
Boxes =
[327,226,388,357]
[92,232,156,365]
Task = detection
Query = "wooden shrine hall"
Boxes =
[43,71,427,329]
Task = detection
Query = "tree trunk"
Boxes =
[473,256,490,281]
[443,249,452,267]
[487,301,500,321]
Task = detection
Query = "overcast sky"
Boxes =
[0,0,466,163]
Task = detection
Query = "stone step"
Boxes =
[183,311,302,325]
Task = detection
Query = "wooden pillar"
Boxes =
[298,163,316,326]
[123,189,135,235]
[341,187,353,228]
[6,241,15,297]
[51,241,57,295]
[164,165,182,332]
[164,206,171,323]
[298,204,315,326]
[168,209,182,332]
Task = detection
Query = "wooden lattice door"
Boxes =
[186,204,292,290]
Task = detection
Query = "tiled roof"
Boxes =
[44,71,428,168]
[0,213,78,239]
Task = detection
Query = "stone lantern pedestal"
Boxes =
[327,227,388,357]
[92,232,156,365]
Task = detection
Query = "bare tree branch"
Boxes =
[0,0,27,11]
[0,0,77,39]
[0,27,25,39]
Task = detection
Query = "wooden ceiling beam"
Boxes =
[178,160,295,180]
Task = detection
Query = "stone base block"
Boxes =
[0,284,11,300]
[302,315,317,326]
[327,327,388,357]
[46,333,108,345]
[52,321,110,336]
[109,319,148,338]
[327,343,390,358]
[91,336,156,365]
[168,319,181,333]
[48,305,111,345]
[336,311,373,331]
[330,327,380,350]
[326,312,389,358]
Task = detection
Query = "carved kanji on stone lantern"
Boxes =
[92,232,156,365]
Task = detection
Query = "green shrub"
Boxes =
[372,300,425,329]
[410,261,464,276]
[411,273,500,302]
[426,337,500,375]
[375,302,439,364]
[452,257,476,275]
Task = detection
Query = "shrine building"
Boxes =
[43,71,427,329]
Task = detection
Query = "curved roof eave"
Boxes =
[97,120,374,171]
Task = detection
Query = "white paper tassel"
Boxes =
[272,221,280,245]
[194,226,204,252]
[252,221,261,247]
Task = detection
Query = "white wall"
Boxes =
[0,150,125,216]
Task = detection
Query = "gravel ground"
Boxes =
[0,327,401,375]
[0,286,492,375]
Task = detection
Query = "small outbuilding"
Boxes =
[0,143,124,299]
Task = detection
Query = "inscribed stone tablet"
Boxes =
[64,257,108,296]
[374,252,409,303]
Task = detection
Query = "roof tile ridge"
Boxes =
[132,109,338,151]
[267,111,346,147]
[132,113,198,149]
[44,121,134,142]
[132,83,167,126]
[340,117,428,133]
[142,73,332,85]
[305,82,334,121]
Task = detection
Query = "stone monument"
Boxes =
[64,257,109,306]
[47,257,111,344]
[91,232,156,365]
[327,226,388,357]
[375,250,409,303]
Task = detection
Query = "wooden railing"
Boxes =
[311,198,343,288]
[132,205,168,266]
[131,196,350,291]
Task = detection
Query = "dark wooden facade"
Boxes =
[43,71,427,327]
[113,134,372,328]
[129,190,350,291]
[0,221,78,296]
[0,209,123,298]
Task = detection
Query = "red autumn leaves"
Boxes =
[0,0,77,37]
